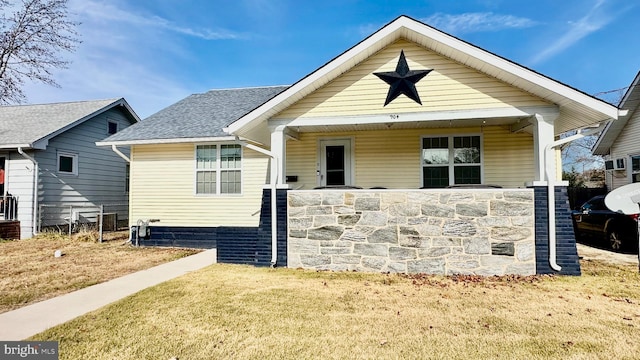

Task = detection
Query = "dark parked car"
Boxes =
[571,195,639,251]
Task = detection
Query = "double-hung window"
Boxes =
[421,135,482,188]
[196,144,242,194]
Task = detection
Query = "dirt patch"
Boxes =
[577,243,638,266]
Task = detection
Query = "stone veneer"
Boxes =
[287,189,536,275]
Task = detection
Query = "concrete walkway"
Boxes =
[0,249,216,340]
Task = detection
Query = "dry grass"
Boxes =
[31,259,640,360]
[0,230,200,313]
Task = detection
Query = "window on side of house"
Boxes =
[195,144,242,194]
[125,164,130,193]
[421,135,482,188]
[632,155,640,183]
[107,120,118,135]
[57,151,78,175]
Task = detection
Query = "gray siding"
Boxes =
[34,107,133,226]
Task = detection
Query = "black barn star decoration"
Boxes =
[374,50,432,106]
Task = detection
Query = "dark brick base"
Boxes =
[138,188,288,267]
[532,186,581,275]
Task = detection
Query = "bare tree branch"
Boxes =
[0,0,80,104]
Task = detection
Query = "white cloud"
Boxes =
[530,0,614,64]
[421,12,537,34]
[71,0,245,41]
[20,0,250,117]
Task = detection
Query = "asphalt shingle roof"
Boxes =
[103,86,289,143]
[0,99,122,148]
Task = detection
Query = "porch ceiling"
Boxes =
[290,116,526,133]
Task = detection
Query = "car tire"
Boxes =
[607,229,623,251]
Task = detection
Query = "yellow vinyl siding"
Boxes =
[286,126,534,189]
[610,109,640,189]
[129,143,269,227]
[277,40,550,119]
[483,127,535,186]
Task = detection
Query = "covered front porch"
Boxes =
[260,111,583,276]
[269,108,558,191]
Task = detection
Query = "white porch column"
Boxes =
[270,125,287,185]
[532,113,558,184]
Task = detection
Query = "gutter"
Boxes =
[234,137,280,267]
[17,147,39,237]
[544,123,606,271]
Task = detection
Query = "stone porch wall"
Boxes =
[287,189,535,275]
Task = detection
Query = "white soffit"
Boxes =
[593,71,640,155]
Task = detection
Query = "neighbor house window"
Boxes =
[125,164,130,193]
[107,120,118,135]
[195,144,242,194]
[632,155,640,183]
[421,135,481,188]
[57,151,78,175]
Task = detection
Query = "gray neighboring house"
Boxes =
[0,98,140,239]
[593,71,640,190]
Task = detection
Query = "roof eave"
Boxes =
[33,98,141,146]
[227,16,619,138]
[96,135,237,147]
[591,71,640,155]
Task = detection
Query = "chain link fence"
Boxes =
[38,203,128,242]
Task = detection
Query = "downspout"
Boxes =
[544,123,606,271]
[235,137,279,267]
[109,145,132,244]
[110,144,130,163]
[17,147,39,236]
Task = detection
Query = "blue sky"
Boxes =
[21,0,640,119]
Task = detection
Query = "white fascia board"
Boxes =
[401,20,619,119]
[0,143,32,150]
[226,19,406,135]
[96,136,237,147]
[591,120,614,155]
[229,15,617,137]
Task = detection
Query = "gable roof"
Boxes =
[98,86,289,146]
[0,98,140,150]
[592,70,640,155]
[226,15,619,141]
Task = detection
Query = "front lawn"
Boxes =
[0,231,200,313]
[31,260,640,359]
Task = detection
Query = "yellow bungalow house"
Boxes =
[99,16,621,276]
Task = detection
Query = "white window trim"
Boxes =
[316,137,356,187]
[420,133,484,187]
[107,119,119,135]
[124,164,130,194]
[629,154,640,184]
[194,143,243,196]
[57,150,79,176]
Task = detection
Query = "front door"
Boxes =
[319,139,353,187]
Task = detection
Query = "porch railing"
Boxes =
[1,195,18,221]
